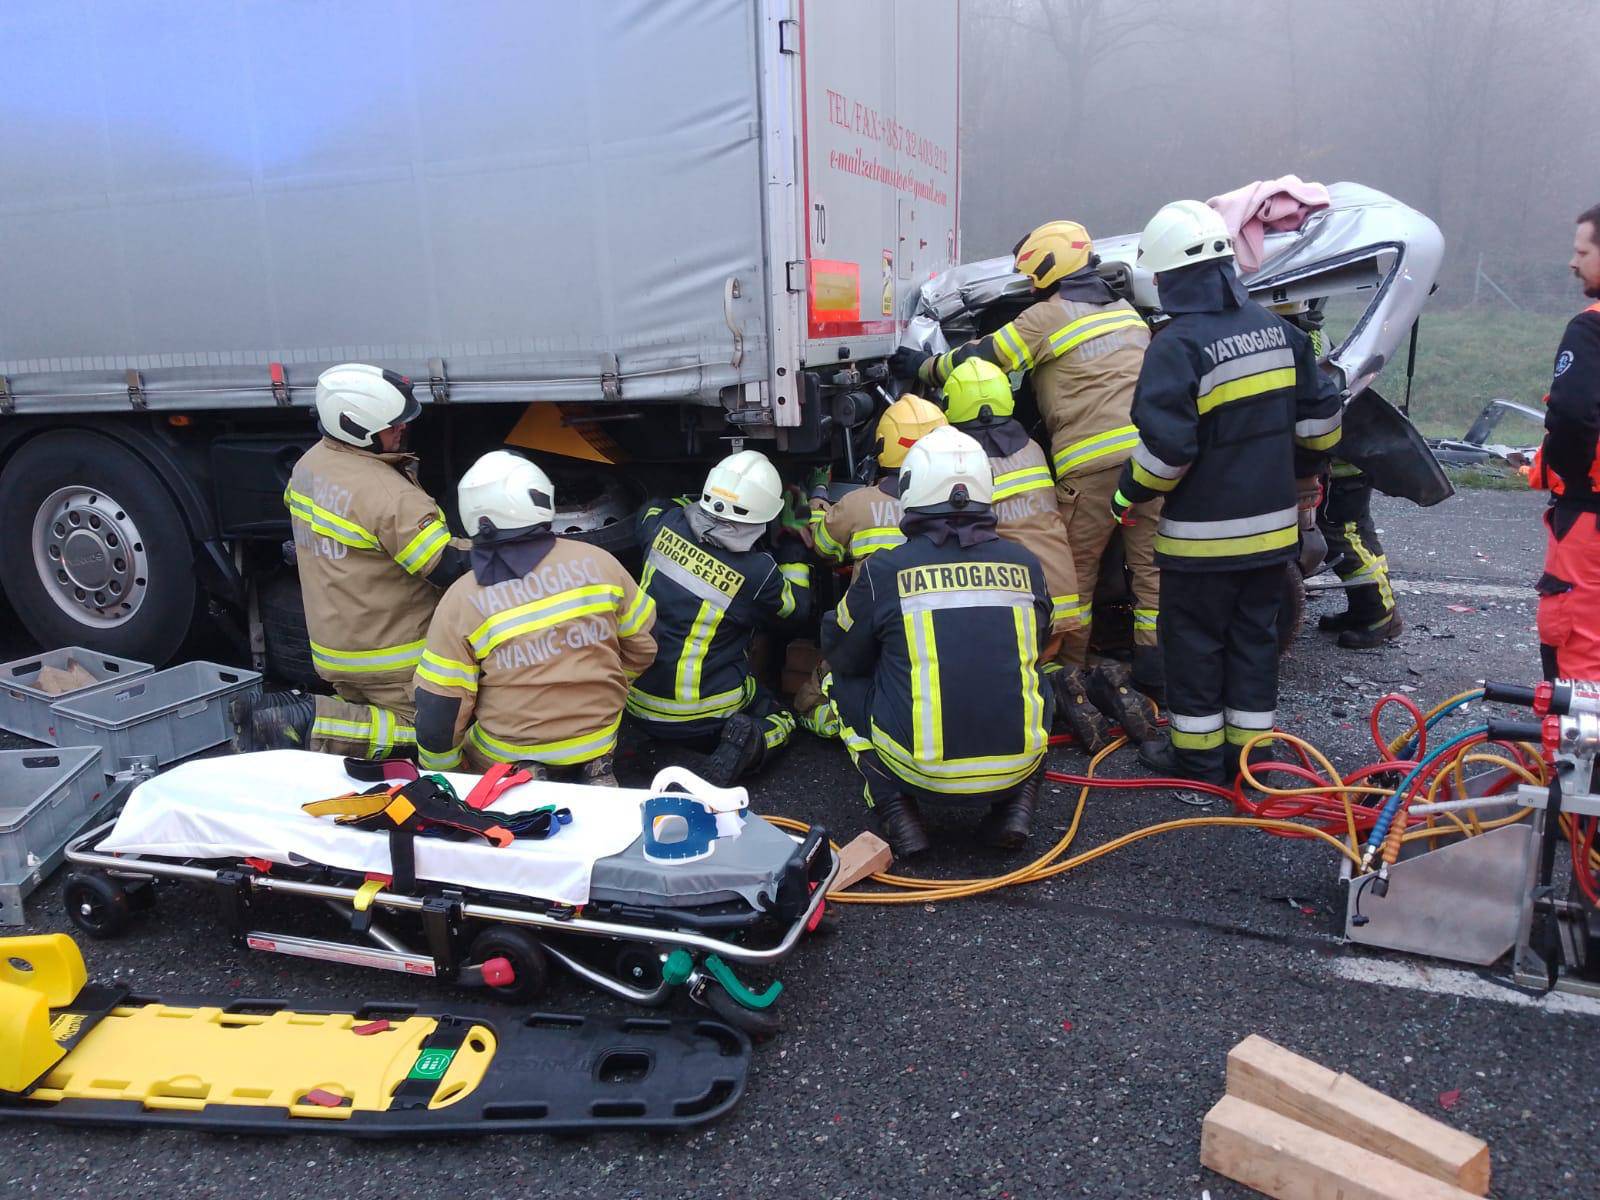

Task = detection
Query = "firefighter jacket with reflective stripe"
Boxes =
[1534,302,1600,511]
[821,530,1052,796]
[414,537,657,768]
[1114,299,1341,572]
[964,420,1085,631]
[627,504,811,724]
[919,294,1148,479]
[810,477,904,571]
[286,438,460,678]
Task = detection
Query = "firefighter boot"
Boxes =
[230,692,316,753]
[873,794,931,860]
[1137,736,1225,787]
[1338,610,1404,650]
[1086,661,1160,743]
[704,713,764,787]
[1131,644,1165,704]
[579,752,618,788]
[978,766,1042,851]
[1053,668,1113,754]
[1321,582,1384,634]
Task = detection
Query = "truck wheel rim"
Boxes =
[32,486,150,628]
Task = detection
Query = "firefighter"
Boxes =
[1112,201,1341,784]
[821,425,1054,858]
[233,363,468,757]
[1530,202,1600,680]
[627,450,812,786]
[889,220,1161,705]
[1317,462,1401,647]
[413,451,656,784]
[795,394,948,736]
[937,357,1155,748]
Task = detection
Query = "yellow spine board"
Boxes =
[29,1005,496,1118]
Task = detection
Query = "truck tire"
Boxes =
[259,570,323,691]
[0,431,196,665]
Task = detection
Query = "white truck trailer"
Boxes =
[0,0,960,666]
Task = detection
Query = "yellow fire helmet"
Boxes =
[1012,220,1093,289]
[941,357,1015,425]
[875,394,949,469]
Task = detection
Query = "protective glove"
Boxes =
[1109,488,1136,526]
[888,346,932,381]
[778,487,812,541]
[806,464,832,502]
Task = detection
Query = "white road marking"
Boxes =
[1392,578,1532,602]
[1322,956,1600,1017]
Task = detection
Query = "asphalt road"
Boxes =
[5,486,1597,1199]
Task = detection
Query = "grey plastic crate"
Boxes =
[0,646,154,745]
[0,746,107,925]
[50,661,262,774]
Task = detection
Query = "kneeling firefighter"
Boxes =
[235,363,469,757]
[939,358,1157,750]
[796,394,949,736]
[413,451,657,783]
[1112,201,1341,784]
[821,425,1054,858]
[627,451,812,786]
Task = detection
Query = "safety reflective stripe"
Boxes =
[418,743,463,771]
[1014,606,1047,758]
[812,512,849,562]
[849,528,905,556]
[284,488,381,551]
[316,704,415,756]
[617,588,656,637]
[1052,595,1090,626]
[311,638,427,674]
[646,547,735,611]
[871,725,1042,793]
[1129,441,1189,491]
[1046,308,1147,360]
[1133,607,1159,631]
[468,715,621,766]
[1156,506,1298,560]
[1195,347,1294,398]
[776,563,810,619]
[994,322,1035,371]
[311,716,369,740]
[762,710,796,750]
[1344,528,1396,613]
[627,677,754,722]
[416,650,478,693]
[901,588,1034,615]
[395,516,450,575]
[1224,708,1274,746]
[992,464,1055,500]
[466,585,625,657]
[905,610,943,760]
[1294,411,1343,452]
[1196,355,1297,415]
[674,599,722,700]
[1169,710,1225,751]
[1052,425,1140,476]
[835,593,855,632]
[1330,461,1363,478]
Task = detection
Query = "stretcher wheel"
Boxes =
[62,873,132,940]
[702,982,783,1040]
[468,926,550,1004]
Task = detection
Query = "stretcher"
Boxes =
[0,933,750,1136]
[63,753,836,1035]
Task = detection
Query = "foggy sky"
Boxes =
[959,0,1600,311]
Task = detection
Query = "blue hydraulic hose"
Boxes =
[1364,725,1489,856]
[1396,691,1481,759]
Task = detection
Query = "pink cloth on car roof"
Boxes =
[1206,175,1331,273]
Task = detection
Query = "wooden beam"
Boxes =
[1226,1035,1489,1195]
[1202,1095,1483,1200]
[830,831,893,892]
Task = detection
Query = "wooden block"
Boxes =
[1201,1095,1483,1200]
[1226,1035,1489,1195]
[830,831,893,891]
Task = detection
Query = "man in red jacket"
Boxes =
[1533,203,1600,680]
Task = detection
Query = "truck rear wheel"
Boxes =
[0,431,196,665]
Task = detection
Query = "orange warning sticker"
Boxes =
[809,259,860,324]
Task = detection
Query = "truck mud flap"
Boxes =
[1338,387,1454,507]
[4,993,750,1137]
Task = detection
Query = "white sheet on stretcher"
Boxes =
[99,750,650,906]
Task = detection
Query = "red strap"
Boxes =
[463,762,531,810]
